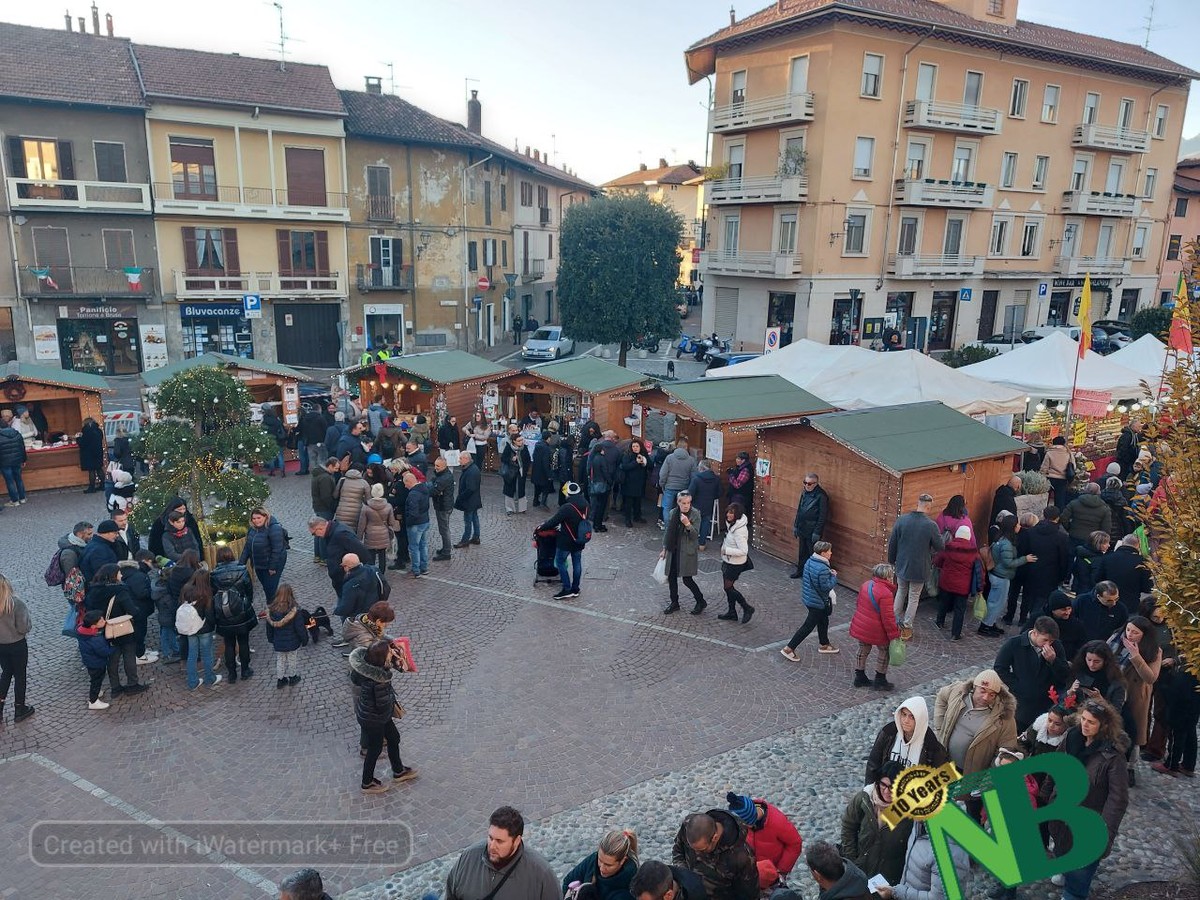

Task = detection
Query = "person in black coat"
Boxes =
[238,507,287,605]
[1098,535,1153,614]
[212,546,257,681]
[1074,581,1129,643]
[77,417,105,493]
[80,522,121,586]
[619,440,650,527]
[350,640,413,791]
[437,416,460,455]
[122,550,157,662]
[1046,588,1088,662]
[310,518,369,596]
[994,616,1070,731]
[530,439,554,508]
[453,452,483,547]
[298,408,329,473]
[538,483,590,599]
[791,473,829,578]
[147,498,204,559]
[990,475,1021,528]
[83,564,145,695]
[335,557,383,620]
[1019,508,1073,622]
[0,412,28,506]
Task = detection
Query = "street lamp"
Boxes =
[461,153,494,350]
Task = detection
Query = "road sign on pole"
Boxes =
[763,327,781,353]
[243,294,262,319]
[476,276,491,292]
[504,272,518,287]
[1038,282,1048,297]
[959,288,973,302]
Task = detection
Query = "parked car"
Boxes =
[704,352,762,373]
[522,326,576,360]
[1092,320,1133,345]
[299,383,332,414]
[1022,325,1082,342]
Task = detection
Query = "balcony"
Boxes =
[700,251,803,278]
[888,254,984,278]
[521,258,546,283]
[1060,190,1141,218]
[904,100,1003,135]
[19,266,157,298]
[709,92,815,133]
[1053,256,1132,277]
[893,178,994,208]
[153,184,350,221]
[173,270,345,298]
[364,195,395,222]
[6,178,151,212]
[1071,123,1151,154]
[356,263,413,292]
[707,175,808,205]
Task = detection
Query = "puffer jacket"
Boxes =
[334,470,371,527]
[266,603,309,652]
[239,516,287,572]
[1060,493,1113,543]
[933,677,1019,775]
[720,515,750,565]
[892,827,971,900]
[1040,445,1074,480]
[801,553,837,610]
[358,497,399,550]
[0,425,27,468]
[342,613,386,650]
[211,562,256,635]
[989,537,1027,580]
[76,622,114,669]
[349,645,397,729]
[933,537,978,596]
[850,577,900,646]
[1100,485,1132,541]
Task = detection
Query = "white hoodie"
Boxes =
[889,696,931,770]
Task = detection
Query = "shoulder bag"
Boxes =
[866,582,906,666]
[478,854,521,900]
[104,596,135,640]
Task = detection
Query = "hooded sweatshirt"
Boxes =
[659,447,698,491]
[817,857,872,900]
[865,696,949,785]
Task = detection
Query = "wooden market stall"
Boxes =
[490,357,649,437]
[142,353,312,428]
[754,401,1027,588]
[0,361,111,491]
[628,375,834,476]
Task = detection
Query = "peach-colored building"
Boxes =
[1158,157,1200,304]
[685,0,1196,352]
[602,160,705,284]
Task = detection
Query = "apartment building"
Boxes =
[602,159,705,285]
[1158,157,1200,304]
[1,21,163,375]
[685,0,1195,352]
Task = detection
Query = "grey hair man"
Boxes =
[887,493,944,639]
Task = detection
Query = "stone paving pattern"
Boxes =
[1,473,1196,898]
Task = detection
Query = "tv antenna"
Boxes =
[272,1,288,70]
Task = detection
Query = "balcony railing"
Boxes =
[173,270,345,297]
[356,263,413,291]
[7,178,152,212]
[153,183,350,221]
[707,174,808,205]
[709,92,815,133]
[521,258,546,282]
[904,100,1002,134]
[1071,123,1151,154]
[894,178,994,208]
[539,207,552,225]
[1060,190,1141,217]
[19,265,157,297]
[1053,256,1132,277]
[365,195,395,222]
[888,254,984,278]
[700,251,803,278]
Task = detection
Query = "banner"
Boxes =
[1071,388,1111,418]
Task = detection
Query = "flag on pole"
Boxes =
[1169,270,1192,353]
[1077,274,1092,359]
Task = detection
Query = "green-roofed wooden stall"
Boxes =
[627,374,834,484]
[491,356,650,438]
[754,401,1027,588]
[1,361,112,491]
[142,352,312,427]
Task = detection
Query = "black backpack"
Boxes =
[214,586,247,625]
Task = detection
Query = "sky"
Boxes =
[9,0,1198,185]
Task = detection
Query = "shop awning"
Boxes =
[342,350,515,386]
[142,353,312,387]
[3,360,112,393]
[637,375,832,424]
[523,356,649,394]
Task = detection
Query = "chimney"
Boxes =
[105,13,113,36]
[91,2,100,34]
[639,163,647,171]
[467,89,482,135]
[78,16,86,33]
[658,157,668,168]
[688,159,697,168]
[534,149,540,162]
[524,146,530,157]
[364,76,382,94]
[730,5,737,25]
[65,10,73,31]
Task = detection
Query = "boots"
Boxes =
[14,704,36,722]
[853,669,872,688]
[718,603,739,621]
[873,672,896,692]
[741,604,755,624]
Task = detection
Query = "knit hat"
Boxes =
[1106,462,1121,476]
[995,747,1025,765]
[726,792,757,826]
[97,519,120,534]
[1136,483,1153,495]
[367,453,383,464]
[954,525,972,540]
[562,481,581,497]
[974,669,1003,694]
[370,483,385,499]
[1047,588,1075,612]
[335,411,346,422]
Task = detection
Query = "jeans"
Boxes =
[0,638,29,707]
[662,488,680,524]
[985,573,1010,627]
[307,444,324,471]
[275,650,298,678]
[159,625,180,658]
[894,578,925,627]
[1,465,26,503]
[296,439,309,474]
[256,568,281,605]
[313,532,326,560]
[224,631,251,675]
[407,522,430,574]
[362,719,404,786]
[186,631,216,689]
[108,639,139,688]
[460,509,480,543]
[788,607,830,648]
[1061,858,1102,900]
[435,508,452,554]
[555,548,582,592]
[1048,477,1070,511]
[267,449,285,474]
[697,513,714,547]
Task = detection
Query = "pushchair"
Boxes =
[533,528,560,585]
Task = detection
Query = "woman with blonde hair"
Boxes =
[0,574,34,723]
[561,828,638,899]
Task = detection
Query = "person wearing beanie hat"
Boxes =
[538,482,590,600]
[933,525,981,640]
[358,481,399,572]
[725,792,804,890]
[80,520,121,586]
[1105,461,1121,478]
[1045,588,1087,660]
[934,669,1018,805]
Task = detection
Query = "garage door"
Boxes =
[714,286,739,340]
[273,302,342,368]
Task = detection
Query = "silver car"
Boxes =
[522,326,576,360]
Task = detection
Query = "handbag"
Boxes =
[390,636,417,673]
[652,556,668,585]
[867,583,903,666]
[103,596,134,640]
[61,603,81,638]
[743,555,755,572]
[392,701,406,720]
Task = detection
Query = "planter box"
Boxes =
[1015,493,1049,519]
[203,536,247,573]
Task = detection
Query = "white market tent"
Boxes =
[707,339,1027,416]
[959,331,1156,400]
[1107,334,1196,379]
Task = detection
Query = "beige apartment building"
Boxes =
[685,0,1196,352]
[1158,156,1200,305]
[602,159,705,285]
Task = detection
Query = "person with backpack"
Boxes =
[177,569,221,690]
[83,564,146,696]
[239,506,287,605]
[212,546,256,682]
[538,482,590,601]
[266,584,308,688]
[165,549,200,663]
[49,521,92,590]
[76,608,114,710]
[122,550,159,665]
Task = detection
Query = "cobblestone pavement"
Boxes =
[1,474,1195,898]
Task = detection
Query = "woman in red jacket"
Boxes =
[850,563,901,692]
[933,525,980,640]
[726,791,803,891]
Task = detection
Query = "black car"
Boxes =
[299,383,333,414]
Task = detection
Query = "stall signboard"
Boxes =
[181,303,244,318]
[140,323,168,369]
[34,323,60,362]
[282,382,300,426]
[1071,388,1111,418]
[705,427,724,462]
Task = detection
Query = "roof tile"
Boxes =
[603,163,704,188]
[0,22,143,108]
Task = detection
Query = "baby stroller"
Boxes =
[533,528,560,585]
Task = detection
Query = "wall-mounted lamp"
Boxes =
[417,231,432,259]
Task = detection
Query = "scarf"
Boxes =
[1030,711,1066,749]
[864,782,890,820]
[1105,631,1134,673]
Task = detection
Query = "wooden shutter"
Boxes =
[276,229,293,275]
[484,181,492,225]
[6,137,26,178]
[103,229,136,269]
[314,231,330,275]
[57,140,75,180]
[33,226,72,290]
[468,241,478,272]
[284,148,326,206]
[182,227,199,272]
[94,142,127,182]
[223,228,240,274]
[502,240,508,268]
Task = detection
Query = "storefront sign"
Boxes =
[1052,278,1110,289]
[34,323,60,362]
[1071,388,1112,418]
[58,302,138,320]
[180,303,245,318]
[140,323,168,369]
[282,382,299,426]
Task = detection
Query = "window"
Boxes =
[1133,225,1149,259]
[1154,104,1168,138]
[987,0,1004,14]
[989,217,1011,256]
[93,142,126,183]
[1020,219,1041,257]
[1096,223,1114,259]
[183,227,240,276]
[1041,84,1060,123]
[1032,155,1049,190]
[483,239,496,267]
[467,174,476,205]
[484,180,492,226]
[467,241,478,272]
[548,234,553,259]
[1167,234,1182,260]
[1175,197,1189,218]
[844,212,868,255]
[1143,168,1157,199]
[102,229,135,269]
[170,138,216,199]
[789,56,809,95]
[277,230,329,275]
[726,143,745,179]
[1009,79,1028,118]
[20,138,63,180]
[852,137,875,178]
[915,63,936,103]
[1000,152,1018,189]
[368,235,403,287]
[519,181,534,207]
[1117,98,1134,130]
[861,53,883,98]
[1070,158,1089,192]
[366,166,392,220]
[1082,92,1100,125]
[500,182,507,211]
[897,215,919,255]
[944,216,965,256]
[963,71,983,108]
[731,70,747,107]
[777,212,798,252]
[32,226,72,290]
[905,140,927,180]
[501,240,508,268]
[952,144,974,183]
[284,147,326,206]
[537,185,549,209]
[1104,159,1125,195]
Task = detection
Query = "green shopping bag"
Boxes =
[888,637,907,667]
[972,592,988,620]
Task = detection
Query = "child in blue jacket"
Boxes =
[76,609,114,710]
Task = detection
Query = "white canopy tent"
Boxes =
[959,331,1156,400]
[705,338,876,383]
[1107,334,1196,379]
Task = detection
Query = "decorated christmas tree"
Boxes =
[131,366,277,542]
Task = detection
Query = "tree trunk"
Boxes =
[618,341,629,368]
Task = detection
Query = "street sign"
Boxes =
[959,288,973,302]
[504,272,518,287]
[1038,282,1048,297]
[763,327,781,354]
[242,294,262,319]
[472,296,482,311]
[476,276,491,291]
[504,287,516,300]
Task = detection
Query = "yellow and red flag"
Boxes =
[1077,274,1092,359]
[1169,271,1192,353]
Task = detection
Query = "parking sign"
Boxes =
[243,294,262,319]
[1038,283,1048,297]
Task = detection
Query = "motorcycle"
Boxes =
[632,334,663,353]
[675,334,701,359]
[696,333,731,363]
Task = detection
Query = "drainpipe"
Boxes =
[877,26,937,292]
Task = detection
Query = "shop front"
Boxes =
[179,302,254,359]
[363,303,406,355]
[45,301,144,376]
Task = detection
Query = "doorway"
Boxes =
[57,317,143,375]
[829,291,862,345]
[928,291,957,351]
[1048,292,1070,326]
[274,303,341,367]
[768,292,796,346]
[977,290,999,340]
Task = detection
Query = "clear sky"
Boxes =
[10,0,1198,184]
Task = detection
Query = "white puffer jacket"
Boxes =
[721,515,750,565]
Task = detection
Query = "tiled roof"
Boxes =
[132,44,344,115]
[603,163,704,188]
[686,0,1198,82]
[0,23,143,108]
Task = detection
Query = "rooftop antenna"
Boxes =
[464,76,479,104]
[551,134,557,166]
[1142,0,1156,48]
[272,1,287,71]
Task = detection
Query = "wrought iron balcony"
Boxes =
[521,258,546,282]
[364,195,395,222]
[893,178,994,208]
[153,183,350,221]
[709,92,815,133]
[356,263,413,291]
[1071,123,1151,154]
[707,175,808,205]
[700,251,802,278]
[7,178,151,212]
[904,100,1002,135]
[1060,191,1141,217]
[18,265,157,297]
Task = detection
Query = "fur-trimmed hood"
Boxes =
[348,646,392,683]
[269,605,298,628]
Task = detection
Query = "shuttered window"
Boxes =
[467,241,478,272]
[102,229,136,269]
[276,229,330,275]
[713,287,739,340]
[285,147,327,206]
[183,227,240,275]
[32,226,73,290]
[94,142,127,182]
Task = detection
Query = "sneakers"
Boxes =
[780,647,800,662]
[207,674,223,688]
[277,678,288,689]
[552,589,573,600]
[159,655,180,665]
[818,644,840,654]
[332,640,350,648]
[135,651,159,665]
[392,766,418,783]
[14,704,35,722]
[1051,874,1065,887]
[361,779,388,794]
[88,699,110,711]
[288,675,301,685]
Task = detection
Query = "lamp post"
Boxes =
[461,153,493,350]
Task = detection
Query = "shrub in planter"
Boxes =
[1017,470,1049,496]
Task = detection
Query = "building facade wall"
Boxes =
[1158,169,1200,303]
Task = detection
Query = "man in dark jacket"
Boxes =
[123,549,158,664]
[403,471,432,577]
[110,508,141,562]
[538,482,589,600]
[429,456,456,561]
[688,460,722,549]
[298,407,329,472]
[1115,420,1144,478]
[887,493,944,639]
[309,516,369,598]
[672,810,758,900]
[323,412,348,457]
[334,553,382,620]
[1020,506,1073,621]
[279,868,335,900]
[80,520,121,586]
[994,616,1069,731]
[1060,482,1113,546]
[332,420,368,469]
[1046,588,1088,661]
[630,860,708,900]
[990,475,1021,528]
[587,431,619,532]
[404,439,429,476]
[805,841,871,900]
[310,458,339,563]
[453,451,483,548]
[792,473,829,579]
[260,405,287,477]
[0,410,28,506]
[1099,534,1153,613]
[1074,580,1128,642]
[57,521,94,577]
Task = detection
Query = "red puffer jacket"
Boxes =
[849,578,900,646]
[934,537,979,595]
[745,800,804,879]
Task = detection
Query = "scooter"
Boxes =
[675,334,701,358]
[695,334,731,362]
